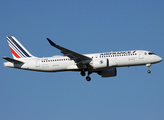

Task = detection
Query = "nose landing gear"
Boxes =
[147,70,151,73]
[146,63,151,74]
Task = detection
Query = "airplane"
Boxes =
[2,36,162,81]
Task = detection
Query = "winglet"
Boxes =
[47,38,56,46]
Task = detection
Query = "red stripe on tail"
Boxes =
[9,47,21,58]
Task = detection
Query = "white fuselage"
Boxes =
[4,50,162,72]
[4,36,162,81]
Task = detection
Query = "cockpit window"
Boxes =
[148,52,156,55]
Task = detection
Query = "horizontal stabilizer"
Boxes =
[2,57,24,64]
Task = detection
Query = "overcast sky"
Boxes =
[0,0,164,120]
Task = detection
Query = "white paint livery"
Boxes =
[3,36,162,81]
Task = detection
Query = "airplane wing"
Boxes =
[47,38,92,69]
[2,57,24,64]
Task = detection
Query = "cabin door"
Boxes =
[139,53,144,59]
[36,59,40,67]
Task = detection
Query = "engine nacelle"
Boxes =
[98,68,117,77]
[90,59,117,69]
[90,59,108,69]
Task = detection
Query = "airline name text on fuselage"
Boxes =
[100,51,133,56]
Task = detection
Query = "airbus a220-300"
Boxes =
[3,36,162,81]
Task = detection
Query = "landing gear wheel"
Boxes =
[147,70,151,74]
[86,76,91,81]
[80,71,86,76]
[146,64,151,74]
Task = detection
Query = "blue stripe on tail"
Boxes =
[8,36,31,57]
[7,39,25,57]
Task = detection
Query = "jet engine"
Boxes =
[90,58,108,69]
[97,68,117,77]
[90,59,117,69]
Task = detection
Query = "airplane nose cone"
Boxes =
[159,57,163,62]
[157,56,162,62]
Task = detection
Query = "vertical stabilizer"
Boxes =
[6,36,35,59]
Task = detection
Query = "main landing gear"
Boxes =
[146,63,151,74]
[80,71,92,81]
[86,76,91,81]
[80,71,86,76]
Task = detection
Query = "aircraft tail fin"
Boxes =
[6,36,35,59]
